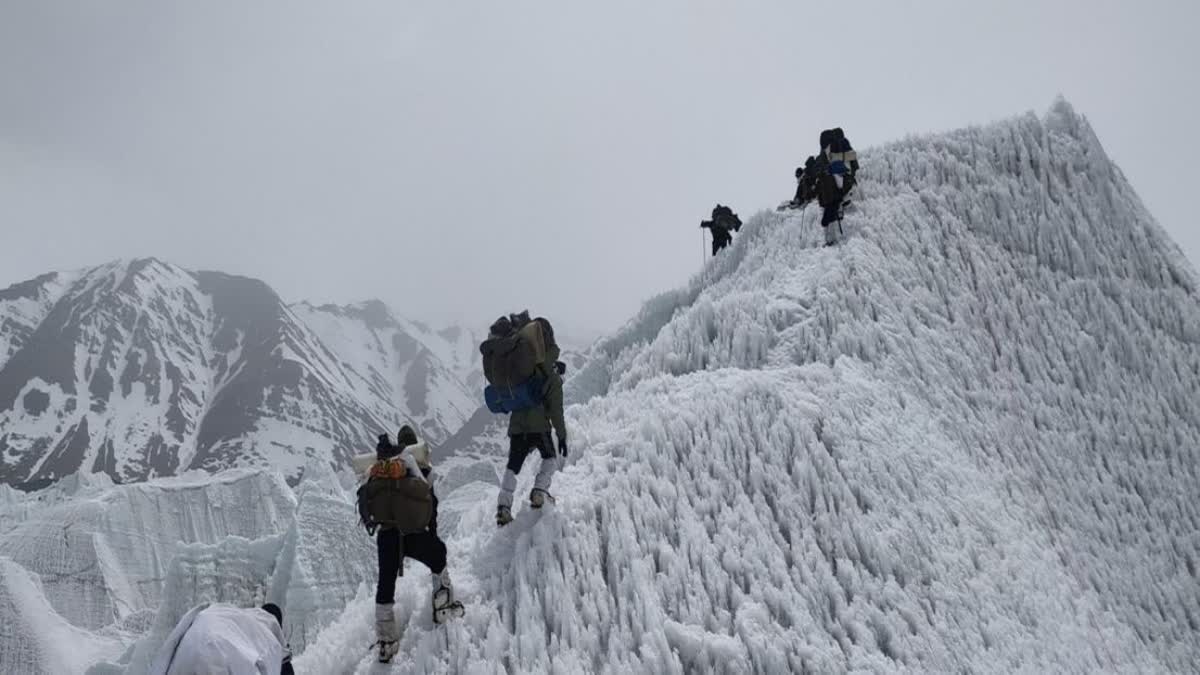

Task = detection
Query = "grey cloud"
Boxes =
[2,0,1197,336]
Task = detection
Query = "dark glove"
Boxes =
[558,436,568,457]
[555,361,566,376]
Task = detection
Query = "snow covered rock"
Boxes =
[0,259,492,487]
[289,300,478,447]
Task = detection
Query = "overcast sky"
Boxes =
[2,1,1197,339]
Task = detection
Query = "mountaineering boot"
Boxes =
[431,569,465,624]
[529,488,553,509]
[375,603,400,663]
[496,505,513,527]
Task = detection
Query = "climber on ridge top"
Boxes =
[700,204,742,255]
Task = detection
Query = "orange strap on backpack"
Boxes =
[369,459,407,480]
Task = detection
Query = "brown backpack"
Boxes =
[356,459,432,534]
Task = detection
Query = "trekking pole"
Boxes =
[701,229,706,264]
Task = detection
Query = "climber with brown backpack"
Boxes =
[355,425,464,663]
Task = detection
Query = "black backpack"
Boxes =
[812,154,844,207]
[712,205,741,231]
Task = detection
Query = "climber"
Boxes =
[480,311,568,526]
[824,127,859,196]
[785,156,819,209]
[355,426,464,664]
[700,218,732,255]
[712,204,742,231]
[701,204,742,255]
[815,128,860,246]
[148,602,294,675]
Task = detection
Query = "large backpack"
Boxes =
[481,328,538,387]
[480,317,558,412]
[827,128,856,177]
[355,459,432,534]
[712,205,741,232]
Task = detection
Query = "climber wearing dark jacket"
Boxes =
[712,204,742,231]
[356,425,464,663]
[495,312,568,526]
[700,219,732,255]
[815,128,859,246]
[824,127,859,192]
[701,204,742,255]
[791,156,818,207]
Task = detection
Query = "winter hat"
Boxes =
[261,603,283,626]
[397,425,418,448]
[376,433,399,459]
[509,310,531,328]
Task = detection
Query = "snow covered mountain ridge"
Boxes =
[0,260,481,488]
[2,100,1199,673]
[548,99,1200,672]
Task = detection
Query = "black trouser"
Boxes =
[507,432,556,474]
[711,235,731,256]
[821,203,842,227]
[375,528,447,605]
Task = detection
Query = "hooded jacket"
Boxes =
[149,604,286,675]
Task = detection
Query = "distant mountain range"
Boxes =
[0,258,508,488]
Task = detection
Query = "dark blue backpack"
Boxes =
[484,378,545,413]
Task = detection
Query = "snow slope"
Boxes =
[298,100,1200,673]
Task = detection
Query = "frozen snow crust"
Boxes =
[3,101,1199,673]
